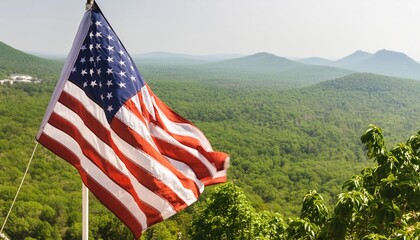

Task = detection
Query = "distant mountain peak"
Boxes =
[341,50,372,59]
[369,49,417,64]
[246,52,281,60]
[372,49,414,61]
[335,50,373,68]
[353,50,371,55]
[296,57,334,66]
[251,52,276,56]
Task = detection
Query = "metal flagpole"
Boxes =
[82,1,93,238]
[82,183,89,240]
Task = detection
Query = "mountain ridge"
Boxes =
[3,39,420,81]
[0,41,62,80]
[298,49,420,80]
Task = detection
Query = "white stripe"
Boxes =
[131,93,143,116]
[149,123,218,177]
[141,86,155,120]
[115,106,158,150]
[42,123,147,229]
[151,95,213,151]
[115,103,199,204]
[55,101,128,173]
[111,130,199,206]
[63,82,109,126]
[52,101,178,217]
[58,84,198,212]
[164,156,205,193]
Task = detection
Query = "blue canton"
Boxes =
[69,7,145,123]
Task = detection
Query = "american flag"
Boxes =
[36,3,229,239]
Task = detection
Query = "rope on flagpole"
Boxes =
[0,142,39,238]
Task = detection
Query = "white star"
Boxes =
[106,92,113,99]
[83,82,88,88]
[96,56,101,62]
[80,57,86,63]
[90,69,94,76]
[106,57,114,63]
[107,105,114,112]
[89,57,94,63]
[95,21,102,26]
[118,82,126,88]
[95,32,102,38]
[130,75,136,81]
[95,43,101,49]
[106,45,114,52]
[81,45,87,51]
[130,65,135,71]
[118,60,126,66]
[106,80,113,87]
[100,94,104,100]
[89,32,94,38]
[97,68,102,75]
[71,67,77,73]
[106,35,114,41]
[81,69,88,76]
[90,80,97,87]
[89,44,94,51]
[118,71,126,77]
[99,81,103,88]
[106,68,113,75]
[119,50,126,57]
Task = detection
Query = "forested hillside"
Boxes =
[145,72,420,216]
[0,42,62,80]
[0,44,419,239]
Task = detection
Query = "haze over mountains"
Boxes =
[298,49,420,80]
[137,48,420,81]
[2,40,420,82]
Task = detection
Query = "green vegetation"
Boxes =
[0,41,62,80]
[190,125,419,239]
[0,43,419,239]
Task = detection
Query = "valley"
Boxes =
[0,41,419,239]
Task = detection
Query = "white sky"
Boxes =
[1,0,420,60]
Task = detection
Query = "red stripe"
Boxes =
[37,133,144,239]
[146,85,190,124]
[152,109,228,172]
[140,88,228,172]
[125,98,148,126]
[130,93,201,150]
[111,118,201,199]
[201,175,228,186]
[47,111,164,226]
[152,136,211,180]
[60,92,189,211]
[131,91,215,177]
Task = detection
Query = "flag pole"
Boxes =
[81,4,93,240]
[86,0,94,10]
[82,2,92,237]
[82,183,89,240]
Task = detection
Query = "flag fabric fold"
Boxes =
[36,3,229,239]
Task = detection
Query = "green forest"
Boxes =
[0,42,419,239]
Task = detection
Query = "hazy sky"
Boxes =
[1,0,420,60]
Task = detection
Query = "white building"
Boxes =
[10,74,33,81]
[0,74,41,84]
